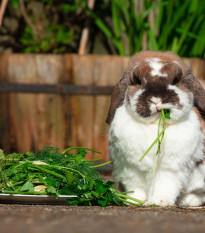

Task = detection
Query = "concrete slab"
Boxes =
[0,204,205,233]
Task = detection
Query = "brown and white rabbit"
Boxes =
[106,51,205,207]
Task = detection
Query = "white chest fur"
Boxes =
[109,105,204,174]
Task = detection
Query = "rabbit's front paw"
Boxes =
[126,188,146,205]
[145,196,175,207]
[128,188,147,202]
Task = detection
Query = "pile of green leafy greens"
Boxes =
[0,146,143,207]
[139,109,171,176]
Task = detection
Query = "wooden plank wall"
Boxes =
[0,54,204,160]
[0,54,129,160]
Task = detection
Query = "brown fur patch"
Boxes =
[128,51,187,76]
[131,52,183,89]
[127,86,140,97]
[135,85,180,117]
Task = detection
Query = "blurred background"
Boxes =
[0,0,205,160]
[0,0,205,56]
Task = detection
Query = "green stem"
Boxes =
[29,164,66,181]
[85,158,102,162]
[152,110,167,176]
[139,127,166,162]
[119,197,142,207]
[28,174,36,182]
[47,165,86,183]
[157,112,163,153]
[152,153,160,177]
[117,193,144,204]
[62,147,102,154]
[160,109,166,145]
[89,161,112,168]
[152,109,168,177]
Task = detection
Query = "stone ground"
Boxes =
[0,204,205,233]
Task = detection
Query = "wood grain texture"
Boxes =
[0,54,73,153]
[0,54,204,161]
[71,55,95,159]
[93,55,129,160]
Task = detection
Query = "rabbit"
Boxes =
[106,51,205,207]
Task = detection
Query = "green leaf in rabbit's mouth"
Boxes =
[164,109,171,119]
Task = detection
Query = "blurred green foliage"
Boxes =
[0,0,204,57]
[0,0,86,53]
[87,0,205,57]
[20,24,73,53]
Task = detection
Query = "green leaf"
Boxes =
[91,191,99,198]
[67,198,79,206]
[38,174,44,183]
[20,181,34,192]
[46,186,57,195]
[98,199,108,207]
[65,171,75,185]
[95,180,109,194]
[10,174,27,183]
[84,192,92,199]
[164,109,171,119]
[45,177,60,188]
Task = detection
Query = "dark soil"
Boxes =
[0,204,205,233]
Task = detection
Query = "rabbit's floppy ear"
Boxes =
[183,69,205,117]
[106,71,130,124]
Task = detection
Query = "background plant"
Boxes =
[0,0,87,53]
[88,0,205,57]
[0,0,204,57]
[147,0,205,57]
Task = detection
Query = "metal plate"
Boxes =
[0,194,77,205]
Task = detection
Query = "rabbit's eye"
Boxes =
[172,75,180,85]
[172,69,182,85]
[134,75,141,85]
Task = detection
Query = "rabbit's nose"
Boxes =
[149,97,162,112]
[149,97,161,105]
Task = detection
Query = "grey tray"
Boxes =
[0,193,77,205]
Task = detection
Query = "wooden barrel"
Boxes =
[0,54,204,160]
